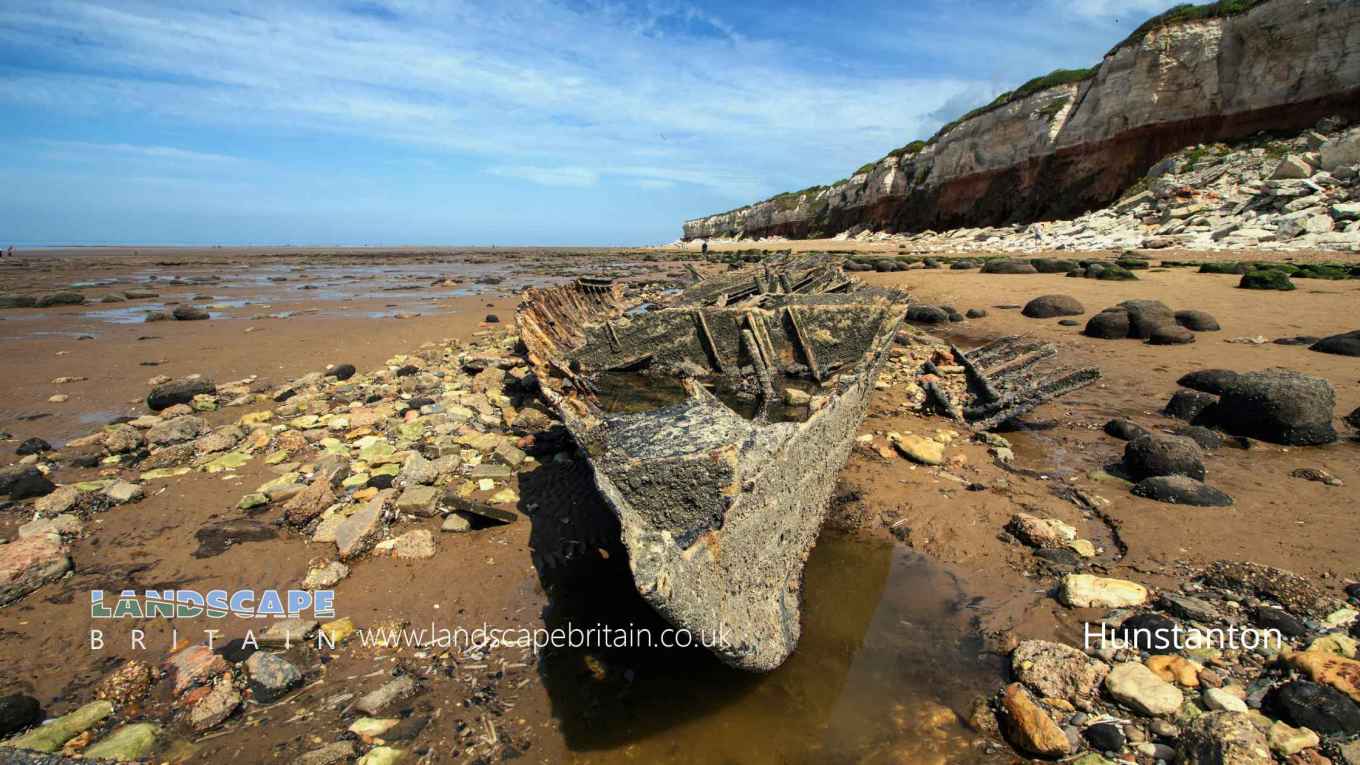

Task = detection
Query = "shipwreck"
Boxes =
[517,258,1098,671]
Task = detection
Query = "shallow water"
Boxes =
[539,534,1000,765]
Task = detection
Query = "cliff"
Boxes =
[682,0,1360,241]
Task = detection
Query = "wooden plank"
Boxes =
[784,306,822,381]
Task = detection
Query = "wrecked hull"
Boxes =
[520,265,906,671]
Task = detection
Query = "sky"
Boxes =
[0,0,1181,246]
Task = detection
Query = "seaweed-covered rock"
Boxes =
[1310,330,1360,357]
[1214,369,1337,445]
[1122,433,1206,481]
[1022,294,1085,319]
[1239,270,1295,290]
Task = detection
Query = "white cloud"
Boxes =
[0,0,983,200]
[38,140,242,165]
[487,165,600,188]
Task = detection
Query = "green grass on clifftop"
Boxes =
[1110,0,1270,53]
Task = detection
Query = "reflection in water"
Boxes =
[537,534,1000,765]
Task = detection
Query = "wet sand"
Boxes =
[2,248,1358,763]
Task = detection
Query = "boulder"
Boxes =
[1131,476,1233,506]
[0,693,42,738]
[1084,309,1131,340]
[1022,295,1085,319]
[1149,324,1195,345]
[1105,662,1183,716]
[1286,650,1360,704]
[1178,369,1240,396]
[15,437,51,455]
[890,433,943,465]
[906,304,950,324]
[1118,300,1175,339]
[1119,612,1182,655]
[324,363,356,380]
[146,415,207,446]
[1164,389,1219,422]
[1172,425,1223,451]
[0,465,56,499]
[335,494,385,560]
[1006,514,1076,549]
[981,260,1038,274]
[1310,330,1360,357]
[1175,310,1220,332]
[1104,418,1149,441]
[1178,711,1272,765]
[1214,369,1337,445]
[283,477,337,526]
[1320,129,1360,171]
[1011,640,1110,711]
[1122,433,1205,481]
[1272,155,1314,180]
[0,535,72,607]
[147,377,216,411]
[355,676,417,715]
[35,292,86,307]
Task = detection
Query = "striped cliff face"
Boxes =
[682,0,1360,241]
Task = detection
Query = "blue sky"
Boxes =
[0,0,1180,246]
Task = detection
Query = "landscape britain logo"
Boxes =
[91,588,335,620]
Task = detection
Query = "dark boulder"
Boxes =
[1171,426,1223,451]
[324,363,356,381]
[1275,335,1320,346]
[1163,390,1218,423]
[147,377,216,411]
[1083,722,1125,752]
[1058,319,1080,326]
[16,437,52,456]
[1214,369,1337,445]
[1310,330,1360,357]
[1104,418,1150,441]
[1265,681,1360,735]
[1118,300,1175,339]
[0,694,41,738]
[1030,258,1078,273]
[981,260,1038,275]
[950,260,977,270]
[965,308,987,318]
[0,465,56,499]
[1252,606,1308,638]
[1022,294,1085,319]
[395,365,420,377]
[1131,476,1233,507]
[1122,433,1206,481]
[484,314,501,323]
[1084,309,1131,340]
[1148,324,1195,345]
[1118,612,1181,654]
[1174,310,1220,332]
[906,305,951,325]
[1177,369,1240,396]
[172,304,210,321]
[1348,406,1360,430]
[1239,270,1295,290]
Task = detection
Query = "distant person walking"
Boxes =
[700,240,708,257]
[4,246,12,258]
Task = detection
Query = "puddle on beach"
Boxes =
[539,534,1000,765]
